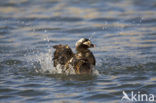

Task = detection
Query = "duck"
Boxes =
[53,38,96,74]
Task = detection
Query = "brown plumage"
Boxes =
[53,38,96,74]
[53,45,73,67]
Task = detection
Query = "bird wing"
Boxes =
[53,44,74,67]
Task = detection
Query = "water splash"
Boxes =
[28,48,99,76]
[35,49,55,74]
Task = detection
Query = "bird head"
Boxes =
[76,38,95,50]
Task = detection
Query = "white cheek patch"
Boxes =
[83,41,91,45]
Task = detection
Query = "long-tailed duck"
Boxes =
[53,38,96,74]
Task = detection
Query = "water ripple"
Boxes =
[0,0,156,103]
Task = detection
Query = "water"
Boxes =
[0,0,156,103]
